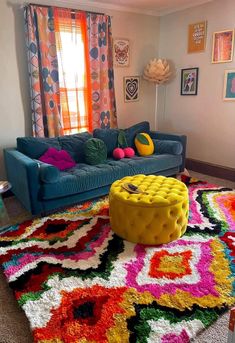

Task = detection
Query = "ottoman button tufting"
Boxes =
[109,174,189,245]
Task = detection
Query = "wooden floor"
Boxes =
[189,170,235,189]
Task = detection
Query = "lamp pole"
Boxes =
[154,84,158,131]
[143,59,172,131]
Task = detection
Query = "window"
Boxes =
[55,10,92,134]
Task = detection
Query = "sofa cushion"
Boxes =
[39,147,76,171]
[58,132,92,163]
[153,139,183,155]
[93,128,119,156]
[17,137,60,159]
[124,121,150,148]
[84,138,107,165]
[40,154,182,200]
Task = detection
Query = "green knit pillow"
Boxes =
[84,138,107,165]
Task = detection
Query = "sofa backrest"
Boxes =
[17,132,92,163]
[124,121,150,148]
[58,132,92,162]
[93,121,150,155]
[16,122,150,161]
[17,137,61,159]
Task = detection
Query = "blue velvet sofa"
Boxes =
[4,121,186,215]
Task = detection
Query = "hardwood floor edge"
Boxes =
[186,158,235,182]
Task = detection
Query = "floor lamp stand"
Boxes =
[154,84,158,131]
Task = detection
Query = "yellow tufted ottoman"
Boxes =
[109,174,189,245]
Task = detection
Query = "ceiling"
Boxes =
[14,0,213,16]
[78,0,213,16]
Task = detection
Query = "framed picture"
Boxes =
[188,21,207,53]
[212,29,234,63]
[124,76,140,102]
[113,38,130,67]
[181,68,199,95]
[223,70,235,101]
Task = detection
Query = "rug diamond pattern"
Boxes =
[0,180,235,342]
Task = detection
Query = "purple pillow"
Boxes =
[39,147,76,171]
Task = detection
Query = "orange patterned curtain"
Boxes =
[54,8,92,134]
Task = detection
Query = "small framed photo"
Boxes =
[181,68,199,95]
[223,70,235,101]
[113,38,130,67]
[124,76,140,102]
[212,29,234,63]
[188,21,207,53]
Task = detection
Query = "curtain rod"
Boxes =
[24,2,106,16]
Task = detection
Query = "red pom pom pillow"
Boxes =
[39,147,76,171]
[123,147,135,158]
[113,148,125,160]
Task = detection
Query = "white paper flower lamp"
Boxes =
[143,59,172,84]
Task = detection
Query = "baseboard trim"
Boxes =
[186,158,235,182]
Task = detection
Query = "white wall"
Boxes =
[158,0,235,168]
[111,12,159,128]
[0,1,32,179]
[0,0,159,179]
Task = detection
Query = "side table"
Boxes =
[0,181,11,230]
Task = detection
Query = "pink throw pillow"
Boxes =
[39,147,76,171]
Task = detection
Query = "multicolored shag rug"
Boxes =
[0,178,235,342]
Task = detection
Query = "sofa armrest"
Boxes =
[4,148,43,214]
[150,131,187,172]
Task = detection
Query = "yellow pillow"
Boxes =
[134,133,154,156]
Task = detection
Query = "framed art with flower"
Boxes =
[113,38,130,67]
[180,68,199,95]
[124,76,140,102]
[223,70,235,101]
[212,29,234,63]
